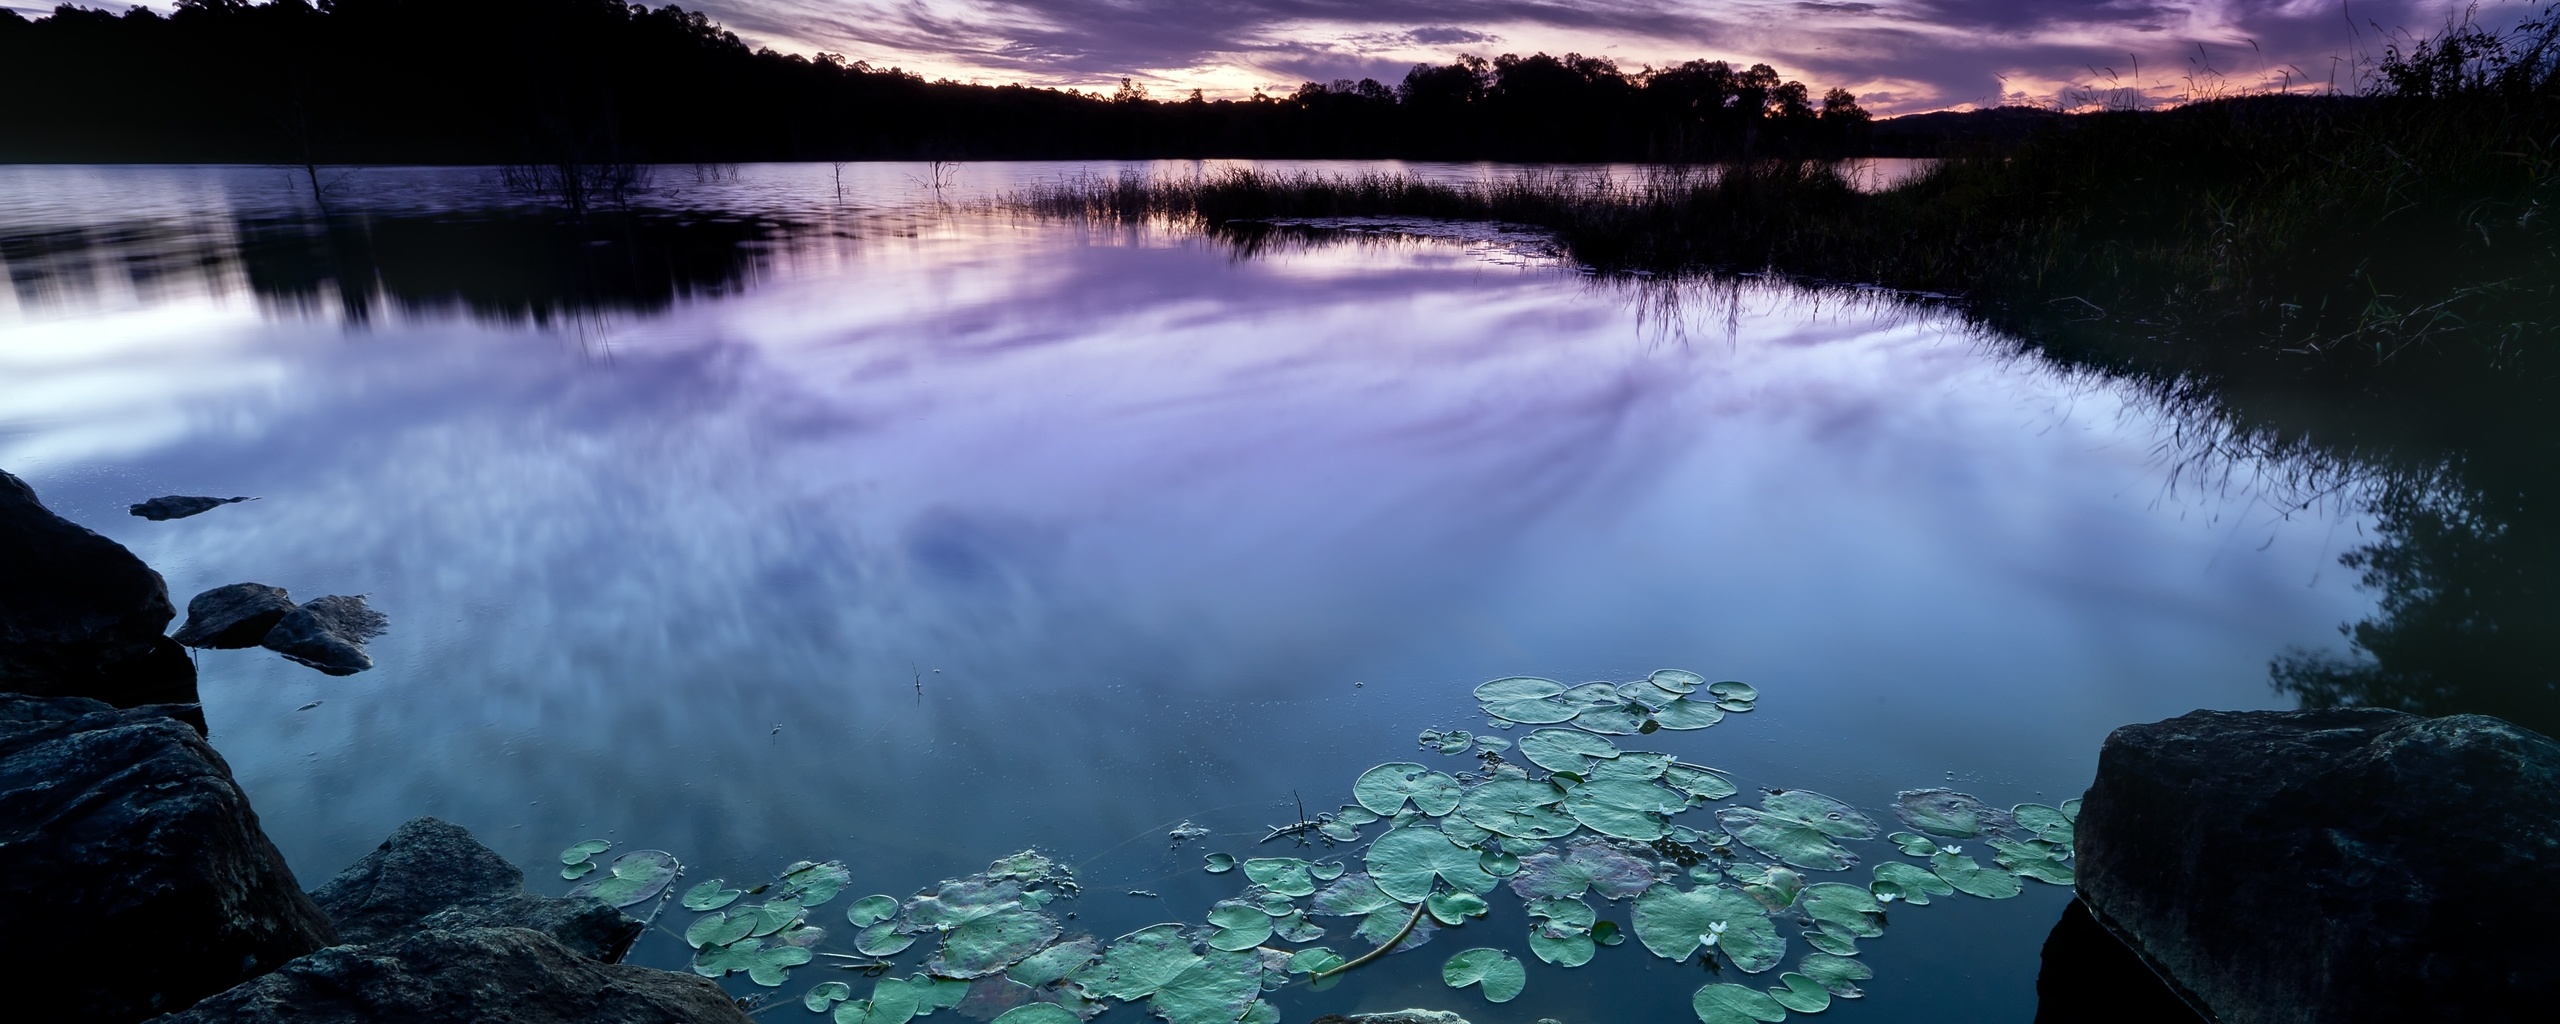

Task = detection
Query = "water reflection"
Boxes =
[0,165,2385,1023]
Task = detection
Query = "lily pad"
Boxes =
[1286,947,1345,975]
[856,921,916,956]
[1066,924,1197,1002]
[1664,764,1740,802]
[1887,831,1940,857]
[1870,861,1954,905]
[694,938,812,987]
[1353,763,1464,817]
[1692,982,1787,1024]
[1797,952,1872,997]
[1509,838,1660,901]
[1893,790,2012,839]
[2060,797,2083,820]
[1438,816,1494,848]
[1769,972,1832,1013]
[1562,778,1684,841]
[1931,850,2024,899]
[1715,699,1756,713]
[1309,873,1398,917]
[929,906,1062,978]
[778,860,854,906]
[1649,669,1708,694]
[1441,948,1526,1002]
[568,849,680,908]
[1203,853,1236,874]
[1242,858,1315,897]
[1516,728,1620,773]
[2013,803,2076,845]
[1309,859,1346,881]
[1475,677,1580,724]
[1991,838,2077,885]
[1801,926,1861,956]
[1799,883,1885,938]
[1719,791,1876,871]
[1272,909,1326,942]
[1454,777,1579,840]
[1366,827,1499,903]
[1632,884,1784,972]
[989,1006,1080,1024]
[807,981,854,1012]
[1650,697,1727,731]
[1591,919,1623,946]
[1707,681,1759,702]
[849,894,901,927]
[1585,751,1675,782]
[834,977,921,1024]
[1147,948,1266,1024]
[1008,938,1100,988]
[1571,703,1654,735]
[683,880,742,912]
[559,839,611,864]
[1206,901,1274,952]
[1525,897,1598,967]
[560,861,596,881]
[1426,891,1489,925]
[1733,864,1803,910]
[1479,850,1521,877]
[685,910,757,949]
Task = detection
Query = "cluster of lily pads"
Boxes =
[554,669,2078,1024]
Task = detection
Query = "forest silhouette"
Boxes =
[0,0,1877,164]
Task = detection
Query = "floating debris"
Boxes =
[128,494,256,521]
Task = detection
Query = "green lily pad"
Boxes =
[685,909,757,949]
[682,880,742,912]
[1309,859,1346,881]
[1287,947,1345,975]
[913,975,972,1014]
[1633,884,1784,972]
[1420,728,1477,755]
[1509,838,1660,900]
[1733,864,1803,910]
[694,938,812,987]
[1334,805,1380,826]
[743,899,805,938]
[834,976,921,1024]
[1475,736,1510,752]
[1586,751,1675,782]
[2060,797,2083,820]
[1692,982,1787,1024]
[1664,764,1740,802]
[1797,952,1872,997]
[1801,926,1861,956]
[1931,850,2024,899]
[1147,948,1265,1024]
[1366,827,1499,903]
[848,894,901,927]
[1007,938,1100,988]
[1354,763,1464,817]
[1800,883,1885,939]
[1591,919,1624,946]
[929,905,1062,978]
[1479,850,1521,877]
[1426,891,1489,924]
[1309,873,1398,917]
[2012,803,2075,845]
[560,861,596,881]
[1650,697,1727,731]
[1991,838,2077,885]
[1707,681,1758,702]
[1893,789,2012,838]
[1454,777,1578,840]
[1442,948,1526,1002]
[559,839,610,865]
[1206,901,1274,952]
[1475,677,1580,724]
[1064,924,1197,1002]
[1887,831,1941,857]
[1715,699,1757,713]
[1719,791,1876,871]
[1525,897,1599,967]
[778,860,853,906]
[1649,669,1708,694]
[1439,816,1494,848]
[1517,728,1621,773]
[568,849,680,908]
[988,1006,1080,1024]
[1571,704,1654,735]
[855,921,915,956]
[1562,778,1684,841]
[1769,972,1831,1013]
[1871,861,1955,905]
[807,980,854,1012]
[1203,853,1236,874]
[1242,858,1315,897]
[1272,909,1326,942]
[1355,904,1436,949]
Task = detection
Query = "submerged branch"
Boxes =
[1311,896,1433,979]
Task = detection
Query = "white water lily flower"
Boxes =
[1939,844,1962,855]
[1700,920,1728,948]
[1875,891,1899,903]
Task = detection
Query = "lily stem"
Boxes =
[1312,895,1433,980]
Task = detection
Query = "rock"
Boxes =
[2076,708,2560,1024]
[174,584,297,649]
[153,926,755,1024]
[2032,898,2205,1023]
[1308,1013,1472,1024]
[129,495,257,521]
[311,816,641,962]
[0,694,336,1023]
[260,595,388,676]
[0,468,198,707]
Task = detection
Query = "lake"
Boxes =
[0,162,2375,1023]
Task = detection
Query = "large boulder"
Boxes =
[2076,707,2560,1023]
[0,694,336,1023]
[0,469,197,706]
[174,584,297,650]
[152,926,755,1024]
[311,816,641,962]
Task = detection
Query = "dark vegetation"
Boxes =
[1020,10,2560,732]
[0,0,1868,165]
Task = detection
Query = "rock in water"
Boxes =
[1309,1013,1474,1024]
[175,583,298,649]
[0,469,198,706]
[154,926,754,1024]
[0,694,336,1023]
[261,594,388,675]
[129,494,255,521]
[312,816,643,962]
[2076,708,2560,1024]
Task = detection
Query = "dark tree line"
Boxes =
[0,0,1872,164]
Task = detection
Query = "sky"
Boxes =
[680,0,2530,112]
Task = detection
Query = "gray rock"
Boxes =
[2076,708,2560,1024]
[175,583,297,649]
[130,495,256,521]
[153,926,755,1024]
[261,595,388,676]
[311,816,641,962]
[0,694,336,1023]
[0,468,198,707]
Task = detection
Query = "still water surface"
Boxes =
[0,164,2372,1022]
